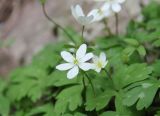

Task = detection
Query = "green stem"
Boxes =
[42,4,75,43]
[115,13,119,35]
[81,75,86,103]
[82,75,86,90]
[81,25,86,43]
[84,72,96,97]
[104,68,112,80]
[82,26,85,39]
[103,19,112,36]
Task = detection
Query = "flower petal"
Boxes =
[75,5,85,17]
[76,44,87,60]
[88,9,104,22]
[56,63,74,71]
[102,60,108,68]
[79,63,93,71]
[77,16,87,25]
[100,52,106,62]
[102,3,110,11]
[67,66,79,79]
[71,6,78,20]
[87,9,98,17]
[93,56,99,63]
[95,67,101,73]
[87,9,99,22]
[78,15,94,25]
[61,51,74,63]
[80,53,93,62]
[102,3,112,17]
[111,3,121,13]
[117,0,125,3]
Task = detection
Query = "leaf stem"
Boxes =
[115,13,119,35]
[42,4,76,43]
[84,72,96,97]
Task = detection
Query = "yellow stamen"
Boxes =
[74,59,79,65]
[97,61,103,68]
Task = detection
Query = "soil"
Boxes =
[0,0,150,76]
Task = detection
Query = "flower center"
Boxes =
[98,9,103,15]
[74,59,79,65]
[97,61,103,68]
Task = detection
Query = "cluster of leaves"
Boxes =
[0,1,160,116]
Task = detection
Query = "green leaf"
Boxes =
[115,91,141,116]
[26,103,55,116]
[155,110,160,116]
[74,112,87,116]
[123,79,159,110]
[122,46,136,62]
[47,71,79,87]
[122,46,136,57]
[32,43,63,69]
[107,47,124,69]
[113,63,153,89]
[39,0,46,4]
[85,85,116,111]
[137,45,146,57]
[0,79,7,93]
[7,65,48,102]
[123,38,139,46]
[142,2,160,20]
[100,111,119,116]
[0,94,10,116]
[152,60,160,77]
[96,37,120,50]
[54,85,83,115]
[147,19,160,30]
[152,39,160,47]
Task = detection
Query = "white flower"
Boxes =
[56,44,93,79]
[92,52,108,73]
[88,3,112,22]
[71,5,97,25]
[105,0,126,13]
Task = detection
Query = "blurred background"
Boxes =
[0,0,150,76]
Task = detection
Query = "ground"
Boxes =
[0,0,150,76]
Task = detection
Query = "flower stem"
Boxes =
[82,26,85,39]
[42,4,76,43]
[115,13,119,35]
[82,75,86,103]
[104,68,112,80]
[82,75,86,89]
[103,19,112,36]
[81,25,85,43]
[84,72,96,97]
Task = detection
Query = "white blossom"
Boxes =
[71,4,98,25]
[92,52,108,73]
[56,44,93,79]
[88,3,112,22]
[105,0,126,13]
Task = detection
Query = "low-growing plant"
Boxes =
[0,0,160,116]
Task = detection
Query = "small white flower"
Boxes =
[92,52,108,73]
[71,4,97,25]
[105,0,126,13]
[88,3,112,22]
[56,44,93,79]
